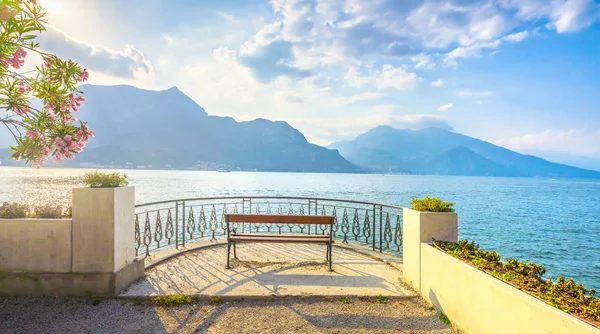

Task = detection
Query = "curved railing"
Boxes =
[134,196,404,259]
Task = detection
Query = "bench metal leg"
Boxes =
[226,241,232,269]
[233,241,237,259]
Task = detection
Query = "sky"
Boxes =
[6,0,600,167]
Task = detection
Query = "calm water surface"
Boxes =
[1,166,599,290]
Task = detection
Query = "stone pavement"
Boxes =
[122,242,416,298]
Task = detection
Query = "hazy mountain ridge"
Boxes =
[328,126,600,178]
[0,84,358,172]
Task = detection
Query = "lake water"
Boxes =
[1,166,599,290]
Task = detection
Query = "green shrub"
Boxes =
[31,204,68,218]
[0,202,29,218]
[0,202,71,219]
[83,170,128,188]
[340,296,352,304]
[410,196,455,212]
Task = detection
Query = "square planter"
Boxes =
[72,186,136,273]
[402,208,457,291]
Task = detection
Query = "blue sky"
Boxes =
[16,0,600,167]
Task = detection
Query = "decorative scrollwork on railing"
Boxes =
[134,215,140,256]
[154,213,163,248]
[134,196,404,259]
[209,205,218,241]
[143,213,152,258]
[383,213,393,248]
[352,208,360,241]
[363,210,371,243]
[187,209,195,240]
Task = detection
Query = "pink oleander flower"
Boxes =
[4,48,27,69]
[18,80,32,94]
[14,104,30,116]
[25,130,41,140]
[76,69,89,82]
[67,93,85,112]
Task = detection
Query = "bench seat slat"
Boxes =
[230,236,333,244]
[226,214,334,225]
[231,233,330,239]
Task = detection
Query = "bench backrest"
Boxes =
[225,214,334,225]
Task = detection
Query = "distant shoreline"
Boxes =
[2,165,600,180]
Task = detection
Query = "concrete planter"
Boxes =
[402,208,457,291]
[0,186,144,297]
[0,218,72,273]
[72,186,136,273]
[420,244,599,333]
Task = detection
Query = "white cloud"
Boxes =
[37,26,153,79]
[216,11,241,25]
[504,31,529,42]
[389,114,453,131]
[495,128,600,158]
[430,79,445,87]
[338,92,385,104]
[411,54,436,70]
[457,89,493,97]
[344,65,419,91]
[444,30,530,65]
[439,103,454,111]
[162,34,174,45]
[499,0,600,33]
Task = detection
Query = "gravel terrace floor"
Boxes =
[123,243,415,298]
[0,296,456,333]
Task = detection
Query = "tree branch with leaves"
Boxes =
[1,0,93,167]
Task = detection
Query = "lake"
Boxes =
[1,166,599,290]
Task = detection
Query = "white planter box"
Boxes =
[0,218,72,273]
[420,244,599,333]
[402,208,457,290]
[72,186,136,273]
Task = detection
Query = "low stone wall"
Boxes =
[0,219,72,273]
[0,186,144,297]
[419,244,599,333]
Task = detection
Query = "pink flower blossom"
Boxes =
[76,69,89,82]
[14,105,30,116]
[1,48,27,69]
[18,80,32,94]
[25,130,41,140]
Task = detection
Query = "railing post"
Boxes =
[372,205,376,251]
[314,199,318,235]
[175,201,179,249]
[182,200,186,248]
[379,205,383,252]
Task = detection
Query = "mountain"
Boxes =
[328,126,600,178]
[9,84,358,172]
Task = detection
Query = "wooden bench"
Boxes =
[224,214,335,271]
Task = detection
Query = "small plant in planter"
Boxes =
[0,202,71,218]
[82,170,129,188]
[410,196,455,212]
[31,204,70,218]
[0,202,29,218]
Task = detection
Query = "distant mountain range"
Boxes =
[328,126,600,178]
[1,84,598,178]
[1,84,359,173]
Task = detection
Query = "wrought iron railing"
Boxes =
[134,196,404,259]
